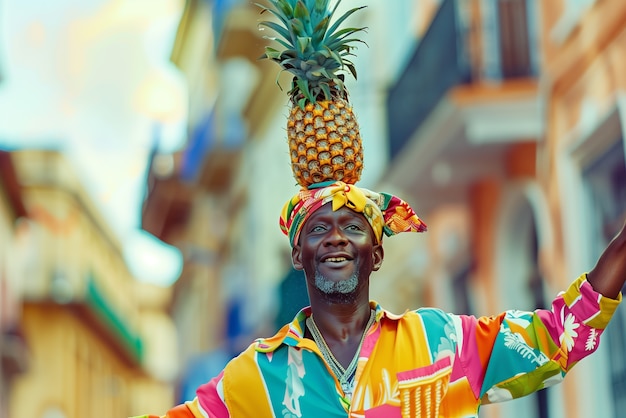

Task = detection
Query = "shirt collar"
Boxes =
[254,301,391,353]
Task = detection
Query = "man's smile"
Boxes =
[320,253,354,267]
[324,257,348,262]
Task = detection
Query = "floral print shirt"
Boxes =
[134,274,620,418]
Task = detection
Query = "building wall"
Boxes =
[0,152,28,418]
[7,150,177,418]
[11,302,177,418]
[11,304,132,418]
[427,2,626,417]
[0,191,18,418]
[370,1,626,417]
[539,2,626,418]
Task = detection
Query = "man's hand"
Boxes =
[587,219,626,299]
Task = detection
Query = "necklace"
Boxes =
[306,309,375,397]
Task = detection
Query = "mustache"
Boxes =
[313,264,360,304]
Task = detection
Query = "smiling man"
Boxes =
[134,180,626,418]
[293,204,382,302]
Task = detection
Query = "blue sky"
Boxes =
[0,0,188,286]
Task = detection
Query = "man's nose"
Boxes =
[324,224,348,245]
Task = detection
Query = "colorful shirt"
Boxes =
[134,274,620,418]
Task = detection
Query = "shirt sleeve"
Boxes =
[195,371,230,417]
[130,372,229,418]
[455,274,621,404]
[129,398,208,418]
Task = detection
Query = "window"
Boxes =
[480,0,537,81]
[497,0,532,78]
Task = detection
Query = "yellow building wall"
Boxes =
[10,304,175,418]
[7,150,178,418]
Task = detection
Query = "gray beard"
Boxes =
[314,268,359,304]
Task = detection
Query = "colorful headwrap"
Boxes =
[280,181,427,247]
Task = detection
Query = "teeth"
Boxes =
[325,257,347,262]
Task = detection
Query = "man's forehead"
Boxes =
[306,202,363,220]
[302,203,375,235]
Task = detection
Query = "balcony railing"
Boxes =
[386,0,471,159]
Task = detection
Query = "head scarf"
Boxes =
[280,181,427,247]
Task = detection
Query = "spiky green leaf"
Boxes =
[326,6,366,38]
[263,46,283,60]
[311,16,330,47]
[258,21,293,44]
[319,81,332,100]
[293,1,312,34]
[328,38,367,53]
[289,18,306,38]
[345,62,357,80]
[275,0,295,18]
[312,0,330,17]
[325,46,344,67]
[325,26,364,42]
[255,2,290,26]
[296,36,312,56]
[296,78,315,103]
[281,57,302,69]
[263,35,293,50]
[259,0,368,105]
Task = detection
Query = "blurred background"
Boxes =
[1,0,625,417]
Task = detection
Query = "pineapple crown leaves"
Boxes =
[257,0,368,108]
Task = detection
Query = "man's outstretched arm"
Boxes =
[587,219,626,299]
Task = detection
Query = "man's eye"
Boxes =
[346,224,363,231]
[311,225,326,233]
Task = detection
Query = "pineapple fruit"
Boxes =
[258,0,367,187]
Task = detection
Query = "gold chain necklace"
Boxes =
[306,310,375,397]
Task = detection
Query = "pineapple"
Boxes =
[258,0,367,187]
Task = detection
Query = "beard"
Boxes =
[313,268,359,304]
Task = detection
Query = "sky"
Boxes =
[0,0,189,286]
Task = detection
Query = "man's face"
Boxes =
[292,203,384,303]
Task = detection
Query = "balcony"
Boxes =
[383,0,543,216]
[12,150,145,366]
[387,0,471,159]
[387,0,539,159]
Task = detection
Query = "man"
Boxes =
[135,181,625,417]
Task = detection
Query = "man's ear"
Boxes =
[292,245,304,270]
[372,243,384,271]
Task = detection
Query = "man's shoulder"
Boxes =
[380,306,450,319]
[380,306,455,328]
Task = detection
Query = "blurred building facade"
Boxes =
[3,150,178,418]
[378,1,626,417]
[141,0,300,401]
[0,151,28,418]
[139,0,626,417]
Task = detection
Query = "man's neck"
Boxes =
[307,300,373,368]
